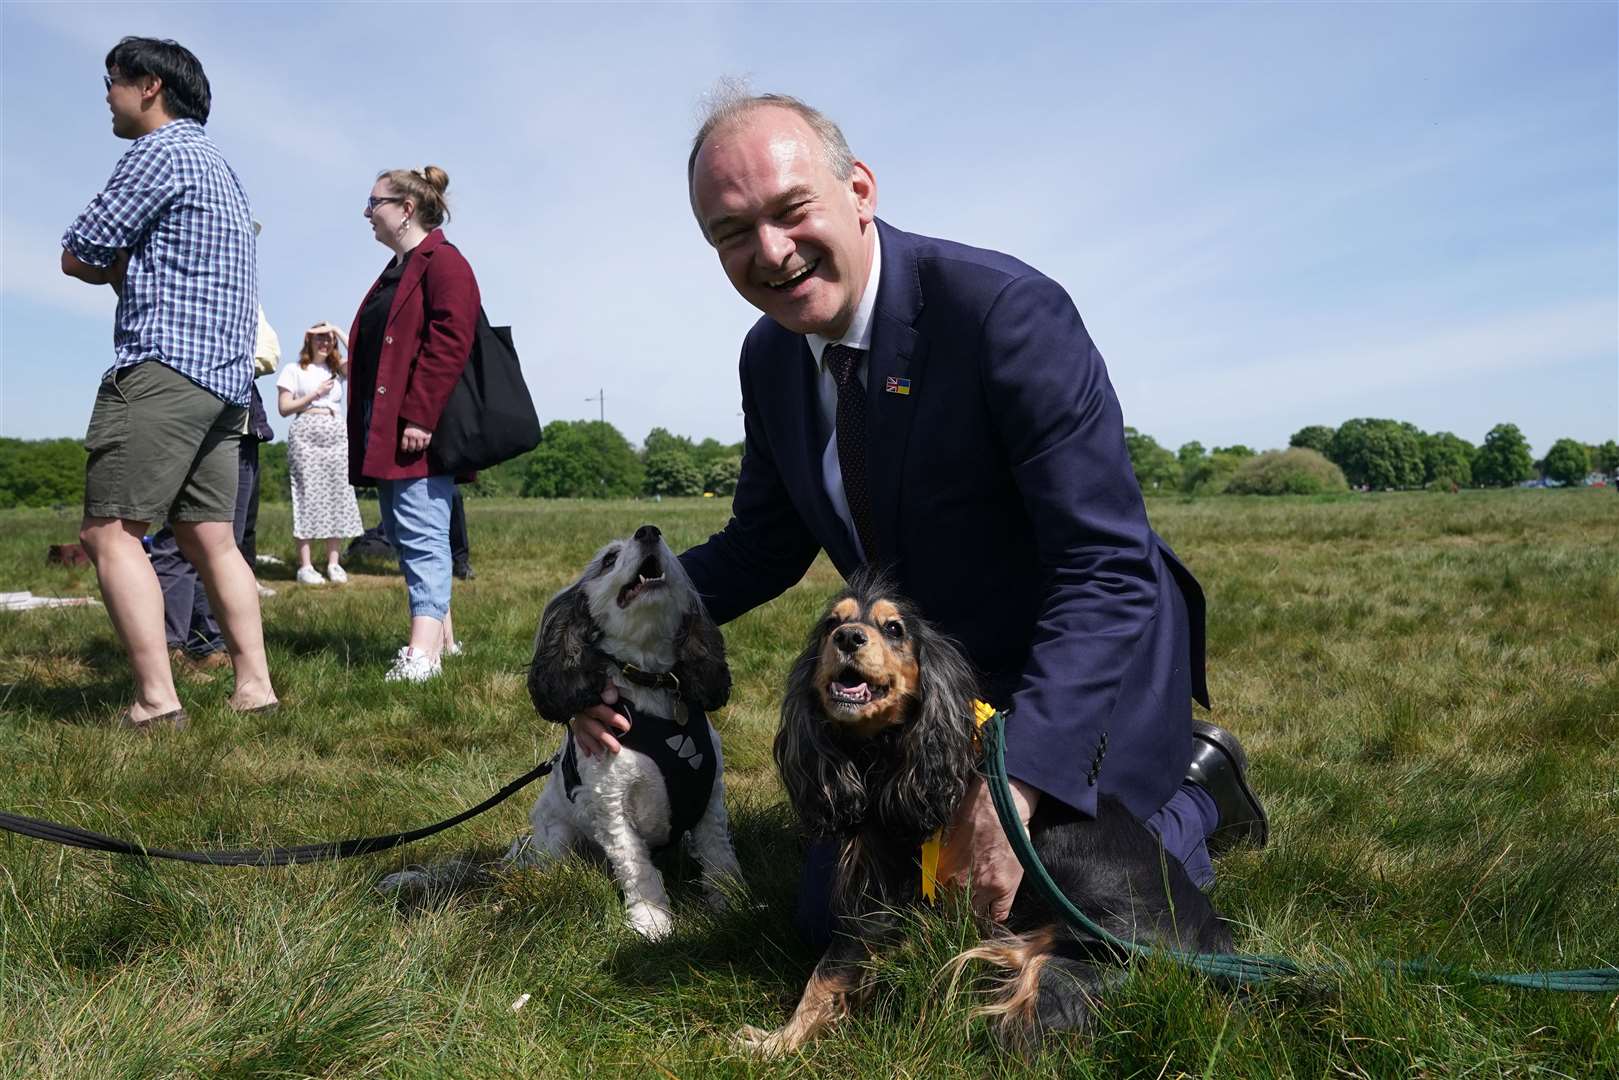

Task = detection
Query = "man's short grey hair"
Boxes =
[687,79,855,239]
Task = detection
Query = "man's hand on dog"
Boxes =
[939,775,1040,923]
[570,683,631,756]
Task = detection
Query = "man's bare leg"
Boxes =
[79,515,181,721]
[174,519,276,710]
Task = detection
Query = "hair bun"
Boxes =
[421,165,449,193]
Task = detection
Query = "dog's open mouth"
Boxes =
[616,553,667,608]
[825,666,890,710]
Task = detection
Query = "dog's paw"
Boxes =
[505,835,539,867]
[731,1024,790,1058]
[625,900,674,940]
[377,868,430,894]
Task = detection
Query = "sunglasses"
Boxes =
[365,196,404,212]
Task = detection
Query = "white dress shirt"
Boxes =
[805,228,882,563]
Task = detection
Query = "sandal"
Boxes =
[117,706,190,732]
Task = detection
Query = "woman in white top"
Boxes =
[277,324,365,584]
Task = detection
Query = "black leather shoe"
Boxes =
[1186,719,1268,855]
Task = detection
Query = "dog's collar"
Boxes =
[607,655,680,693]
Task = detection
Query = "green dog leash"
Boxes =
[979,710,1619,992]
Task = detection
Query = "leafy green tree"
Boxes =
[704,455,742,495]
[1328,418,1424,489]
[0,438,88,509]
[1175,441,1206,493]
[1224,448,1349,495]
[1174,443,1248,495]
[1542,438,1591,487]
[1198,449,1251,494]
[1288,425,1335,454]
[1471,423,1534,488]
[1123,427,1180,491]
[691,437,740,475]
[1420,431,1475,488]
[1211,444,1257,460]
[642,427,695,461]
[523,420,643,498]
[464,449,536,497]
[258,442,291,503]
[644,450,704,496]
[1592,439,1619,479]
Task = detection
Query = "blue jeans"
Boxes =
[376,475,454,621]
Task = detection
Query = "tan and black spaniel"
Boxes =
[738,572,1231,1054]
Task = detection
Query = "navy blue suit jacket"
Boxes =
[680,221,1209,822]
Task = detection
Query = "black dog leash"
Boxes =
[0,759,554,867]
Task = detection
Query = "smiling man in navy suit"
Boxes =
[572,90,1267,933]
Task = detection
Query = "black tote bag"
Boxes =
[427,309,541,475]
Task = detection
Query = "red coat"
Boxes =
[346,228,481,482]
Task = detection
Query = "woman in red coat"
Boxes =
[345,165,480,682]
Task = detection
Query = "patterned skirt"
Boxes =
[288,411,364,541]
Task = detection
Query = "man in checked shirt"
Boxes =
[61,37,278,729]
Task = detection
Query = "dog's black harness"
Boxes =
[559,697,717,852]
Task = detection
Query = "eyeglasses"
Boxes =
[365,196,404,212]
[102,75,120,91]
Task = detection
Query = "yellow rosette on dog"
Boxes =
[920,698,1000,903]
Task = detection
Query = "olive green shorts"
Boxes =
[83,360,247,524]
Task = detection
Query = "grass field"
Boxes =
[1,490,1616,1078]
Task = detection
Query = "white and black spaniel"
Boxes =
[383,525,741,940]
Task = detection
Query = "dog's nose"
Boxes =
[832,625,867,653]
[634,524,661,545]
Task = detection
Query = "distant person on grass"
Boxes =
[572,89,1268,944]
[60,36,277,729]
[346,166,478,682]
[277,323,365,585]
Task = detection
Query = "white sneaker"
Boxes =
[385,646,441,683]
[296,566,324,586]
[257,584,277,598]
[444,638,464,658]
[326,564,349,584]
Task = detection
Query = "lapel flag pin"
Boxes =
[884,376,912,396]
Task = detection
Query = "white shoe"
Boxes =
[385,646,442,683]
[257,584,277,598]
[444,638,464,658]
[296,566,324,586]
[326,564,348,584]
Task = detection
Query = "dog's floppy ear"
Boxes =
[674,605,731,712]
[877,616,980,840]
[527,583,609,723]
[775,623,867,837]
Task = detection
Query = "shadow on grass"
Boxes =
[263,624,401,667]
[2,635,134,722]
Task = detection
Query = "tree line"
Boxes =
[1125,420,1619,496]
[265,422,739,503]
[3,418,1614,510]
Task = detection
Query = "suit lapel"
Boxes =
[865,221,926,567]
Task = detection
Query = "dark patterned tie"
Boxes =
[825,343,878,562]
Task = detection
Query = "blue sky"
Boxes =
[3,2,1614,457]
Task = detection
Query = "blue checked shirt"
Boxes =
[62,119,258,405]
